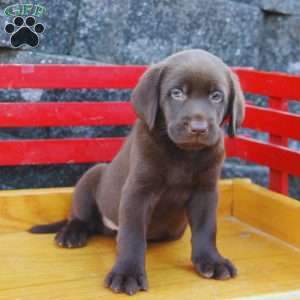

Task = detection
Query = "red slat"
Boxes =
[1,64,300,100]
[268,97,288,194]
[0,102,136,127]
[234,68,300,100]
[225,136,300,177]
[2,101,300,139]
[1,135,300,174]
[243,104,300,140]
[0,65,146,89]
[0,138,125,165]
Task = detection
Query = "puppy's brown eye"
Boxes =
[209,91,224,103]
[170,88,186,101]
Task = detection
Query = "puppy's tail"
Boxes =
[29,219,67,234]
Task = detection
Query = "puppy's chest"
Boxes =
[165,159,203,187]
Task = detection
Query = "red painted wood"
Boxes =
[0,134,298,175]
[0,138,125,166]
[268,97,289,194]
[225,136,300,178]
[0,65,147,89]
[0,64,299,197]
[3,101,300,140]
[1,64,300,99]
[243,104,300,140]
[0,102,136,127]
[234,68,300,100]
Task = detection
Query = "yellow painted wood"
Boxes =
[232,179,300,248]
[0,187,72,233]
[1,218,300,300]
[1,179,300,299]
[0,180,233,233]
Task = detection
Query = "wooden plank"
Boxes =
[1,218,300,299]
[0,180,233,233]
[225,136,300,177]
[234,68,300,100]
[1,65,300,99]
[0,65,146,89]
[243,104,300,141]
[232,179,300,248]
[2,135,300,170]
[234,291,300,300]
[0,102,136,128]
[268,97,289,195]
[0,187,72,233]
[2,101,300,139]
[0,137,125,165]
[5,102,300,140]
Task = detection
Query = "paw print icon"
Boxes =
[5,16,45,48]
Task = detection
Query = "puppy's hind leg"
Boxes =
[55,164,107,248]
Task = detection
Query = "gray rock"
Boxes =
[0,0,80,54]
[289,176,300,201]
[40,88,131,103]
[0,128,48,140]
[0,49,99,64]
[0,87,21,102]
[222,162,269,187]
[0,164,93,190]
[259,15,300,72]
[48,125,131,140]
[229,0,258,5]
[223,162,300,200]
[231,0,300,15]
[288,61,300,74]
[261,0,300,14]
[72,0,263,67]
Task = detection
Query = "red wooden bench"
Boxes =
[0,65,299,194]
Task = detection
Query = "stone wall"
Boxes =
[0,0,299,198]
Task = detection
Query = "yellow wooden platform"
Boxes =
[1,179,300,300]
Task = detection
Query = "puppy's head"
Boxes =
[132,49,245,150]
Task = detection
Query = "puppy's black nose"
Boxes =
[188,120,209,135]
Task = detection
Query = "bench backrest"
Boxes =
[0,64,300,195]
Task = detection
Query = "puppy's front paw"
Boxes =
[105,264,148,295]
[55,219,89,248]
[193,255,237,280]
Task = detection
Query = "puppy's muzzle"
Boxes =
[187,119,209,136]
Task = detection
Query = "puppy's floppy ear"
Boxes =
[131,63,164,130]
[227,70,245,137]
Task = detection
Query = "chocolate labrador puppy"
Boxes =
[30,49,245,295]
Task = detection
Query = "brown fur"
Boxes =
[30,49,245,295]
